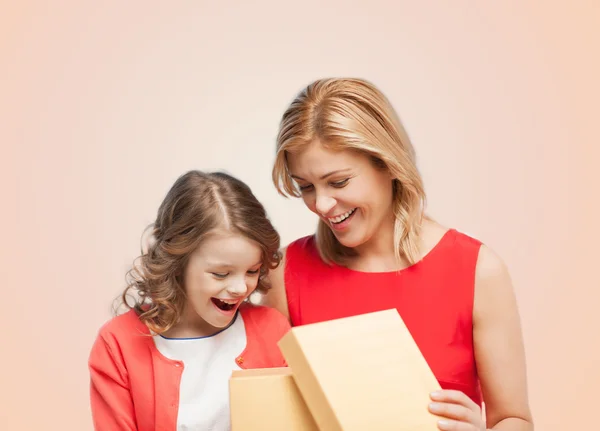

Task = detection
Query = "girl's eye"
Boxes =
[331,178,350,188]
[247,269,261,276]
[212,273,229,279]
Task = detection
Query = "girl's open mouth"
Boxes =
[211,297,238,312]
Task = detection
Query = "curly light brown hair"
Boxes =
[120,170,281,335]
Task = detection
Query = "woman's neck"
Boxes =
[347,218,447,273]
[349,214,403,272]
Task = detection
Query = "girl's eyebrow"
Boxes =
[205,262,234,268]
[206,261,262,268]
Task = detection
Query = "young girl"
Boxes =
[88,170,291,431]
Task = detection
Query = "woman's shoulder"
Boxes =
[286,234,317,253]
[422,220,483,255]
[431,223,507,277]
[413,222,486,276]
[449,228,483,248]
[284,234,326,268]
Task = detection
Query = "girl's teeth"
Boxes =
[212,298,239,311]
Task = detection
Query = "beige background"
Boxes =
[1,1,598,430]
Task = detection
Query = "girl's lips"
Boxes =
[211,297,240,314]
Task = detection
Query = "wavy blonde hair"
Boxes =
[120,170,281,335]
[272,78,426,265]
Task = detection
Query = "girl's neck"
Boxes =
[162,307,223,339]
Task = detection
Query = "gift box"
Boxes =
[229,367,319,430]
[229,309,441,430]
[278,309,441,430]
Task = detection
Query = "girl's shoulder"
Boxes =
[94,308,150,345]
[239,302,291,336]
[89,309,153,369]
[239,302,289,324]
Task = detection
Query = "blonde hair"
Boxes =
[120,170,281,335]
[272,78,426,265]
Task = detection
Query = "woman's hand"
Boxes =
[428,390,486,431]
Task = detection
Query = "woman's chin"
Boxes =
[332,232,366,249]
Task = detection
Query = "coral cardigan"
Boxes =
[88,304,291,431]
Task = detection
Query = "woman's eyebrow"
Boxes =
[291,169,351,181]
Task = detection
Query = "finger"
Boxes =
[428,401,479,424]
[436,418,479,431]
[430,390,479,411]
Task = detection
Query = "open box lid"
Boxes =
[278,309,442,431]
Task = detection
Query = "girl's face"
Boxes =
[287,139,395,252]
[181,229,263,336]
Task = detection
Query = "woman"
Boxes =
[264,78,533,431]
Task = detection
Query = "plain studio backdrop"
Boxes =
[1,1,598,430]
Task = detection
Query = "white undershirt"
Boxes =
[153,312,246,431]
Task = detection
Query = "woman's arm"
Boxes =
[261,247,291,322]
[428,245,534,430]
[89,334,137,430]
[473,245,533,430]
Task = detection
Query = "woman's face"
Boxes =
[286,139,395,250]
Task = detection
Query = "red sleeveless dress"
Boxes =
[283,228,483,405]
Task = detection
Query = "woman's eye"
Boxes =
[331,178,350,188]
[298,184,314,192]
[212,273,229,279]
